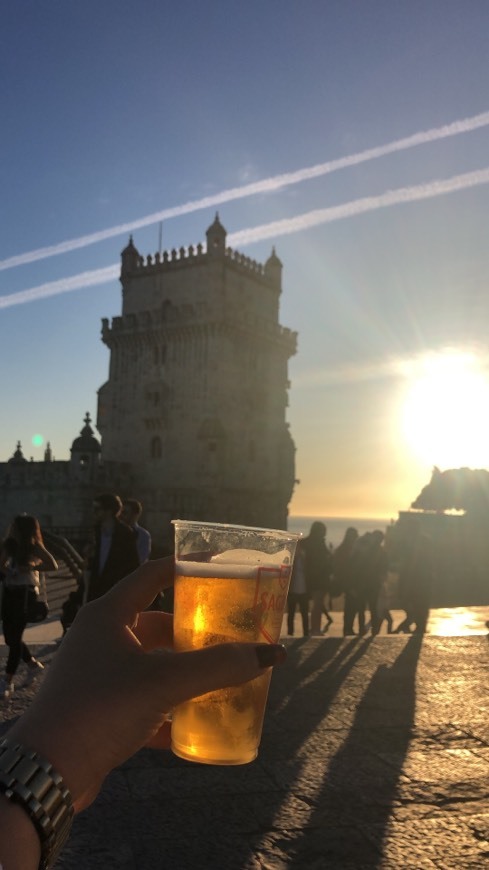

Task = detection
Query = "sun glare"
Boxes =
[401,351,489,468]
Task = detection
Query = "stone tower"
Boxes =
[97,215,297,543]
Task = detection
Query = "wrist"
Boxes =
[8,713,101,813]
[0,738,73,869]
[0,791,40,870]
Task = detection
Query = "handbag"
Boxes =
[24,575,49,623]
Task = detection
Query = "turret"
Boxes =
[7,441,28,465]
[264,246,282,290]
[70,412,101,476]
[121,236,141,276]
[206,212,227,257]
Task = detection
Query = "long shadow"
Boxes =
[107,637,376,870]
[65,638,397,870]
[286,633,423,868]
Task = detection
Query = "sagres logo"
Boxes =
[252,565,291,643]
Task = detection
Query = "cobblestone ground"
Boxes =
[1,634,488,869]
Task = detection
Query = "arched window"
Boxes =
[150,436,162,459]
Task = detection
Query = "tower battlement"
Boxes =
[121,213,281,289]
[123,242,274,282]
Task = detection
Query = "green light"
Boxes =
[32,434,44,447]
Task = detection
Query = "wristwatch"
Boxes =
[0,737,74,869]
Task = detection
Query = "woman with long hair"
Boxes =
[0,514,58,698]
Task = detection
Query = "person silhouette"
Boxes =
[287,538,309,636]
[120,499,152,564]
[86,493,139,602]
[302,521,332,636]
[0,515,58,698]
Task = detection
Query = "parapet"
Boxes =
[101,302,297,353]
[120,238,280,287]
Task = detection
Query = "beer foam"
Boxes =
[176,548,291,579]
[175,559,257,579]
[211,548,292,566]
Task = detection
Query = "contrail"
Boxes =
[1,109,489,272]
[0,264,119,309]
[2,165,489,310]
[229,165,489,246]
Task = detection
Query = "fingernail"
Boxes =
[255,644,287,668]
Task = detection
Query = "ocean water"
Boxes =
[288,516,393,548]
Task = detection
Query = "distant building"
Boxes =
[0,414,133,545]
[0,215,297,550]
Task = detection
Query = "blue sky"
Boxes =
[3,1,489,520]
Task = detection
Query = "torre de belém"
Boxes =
[0,215,298,552]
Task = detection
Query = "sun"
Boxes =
[401,351,489,468]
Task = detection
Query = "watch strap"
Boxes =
[0,737,74,869]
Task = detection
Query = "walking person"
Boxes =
[120,498,152,564]
[86,493,140,602]
[346,531,388,636]
[331,526,358,630]
[302,521,332,636]
[343,532,371,635]
[395,529,434,634]
[286,539,310,636]
[362,530,389,635]
[0,515,58,699]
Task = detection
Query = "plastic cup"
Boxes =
[171,520,300,765]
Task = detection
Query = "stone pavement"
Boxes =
[11,603,489,646]
[1,621,488,869]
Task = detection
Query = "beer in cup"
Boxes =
[171,520,300,765]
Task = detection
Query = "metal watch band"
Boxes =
[0,737,74,869]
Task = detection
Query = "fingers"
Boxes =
[153,643,287,709]
[132,611,174,651]
[105,557,174,620]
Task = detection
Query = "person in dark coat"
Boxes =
[331,526,359,599]
[358,530,388,636]
[302,521,332,635]
[86,493,140,602]
[395,529,434,634]
[287,538,310,636]
[343,532,372,635]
